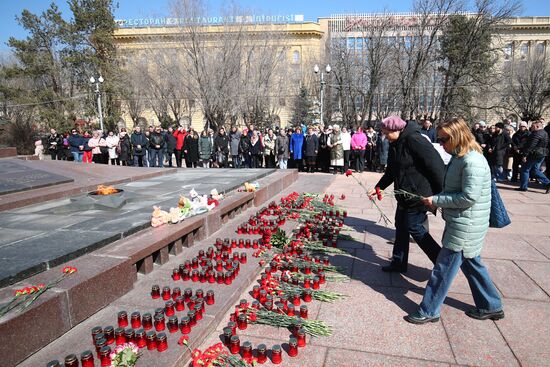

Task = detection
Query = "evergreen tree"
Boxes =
[291,86,314,127]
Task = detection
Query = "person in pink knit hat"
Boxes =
[367,115,445,273]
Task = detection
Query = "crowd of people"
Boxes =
[40,123,391,173]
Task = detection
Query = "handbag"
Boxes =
[489,180,511,228]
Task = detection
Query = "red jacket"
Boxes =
[173,130,188,150]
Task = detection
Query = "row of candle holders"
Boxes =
[46,288,215,366]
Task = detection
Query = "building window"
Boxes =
[520,43,529,59]
[503,43,512,61]
[292,50,300,64]
[347,37,355,50]
[536,43,545,55]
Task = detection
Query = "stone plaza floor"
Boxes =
[197,171,550,367]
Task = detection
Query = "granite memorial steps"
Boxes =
[0,169,299,367]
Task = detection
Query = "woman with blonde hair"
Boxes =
[405,117,504,324]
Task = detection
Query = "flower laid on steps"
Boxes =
[345,170,392,226]
[190,342,254,367]
[1,266,77,317]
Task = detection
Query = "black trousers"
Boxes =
[166,150,175,167]
[175,149,183,167]
[393,206,441,268]
[50,150,63,160]
[343,150,351,171]
[354,150,365,172]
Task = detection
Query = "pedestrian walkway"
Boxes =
[198,171,550,366]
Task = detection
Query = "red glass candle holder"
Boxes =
[180,316,191,334]
[225,271,232,285]
[241,341,253,359]
[165,300,175,317]
[175,296,185,311]
[199,270,207,283]
[256,344,268,364]
[146,331,157,350]
[194,304,203,321]
[286,304,295,317]
[99,346,111,367]
[172,268,181,281]
[167,316,179,333]
[130,311,141,329]
[124,329,135,344]
[300,305,308,319]
[206,290,215,305]
[188,310,197,327]
[95,337,106,355]
[114,327,125,345]
[191,270,200,282]
[230,335,240,354]
[91,326,102,343]
[271,344,283,364]
[240,252,247,264]
[217,272,225,284]
[103,325,114,345]
[184,288,193,302]
[172,286,182,300]
[80,350,95,367]
[157,333,167,352]
[288,337,298,357]
[292,294,301,306]
[142,313,153,330]
[303,278,311,289]
[64,354,78,367]
[223,327,233,346]
[135,328,147,348]
[154,314,165,331]
[237,314,247,330]
[187,295,197,311]
[117,311,128,328]
[238,239,245,248]
[303,289,312,303]
[182,269,190,281]
[297,328,306,347]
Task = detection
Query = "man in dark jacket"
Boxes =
[369,116,444,273]
[149,126,166,167]
[165,127,177,167]
[511,121,530,182]
[472,121,488,148]
[68,129,84,162]
[486,122,511,181]
[317,126,331,173]
[47,128,64,160]
[516,120,550,192]
[214,127,230,168]
[303,127,319,172]
[419,119,436,143]
[131,126,148,167]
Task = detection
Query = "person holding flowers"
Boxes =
[405,117,503,324]
[368,115,444,273]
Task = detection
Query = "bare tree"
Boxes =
[504,53,550,121]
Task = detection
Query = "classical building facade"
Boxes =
[112,14,550,129]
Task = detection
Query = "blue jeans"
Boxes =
[419,247,502,317]
[71,152,83,162]
[520,156,550,189]
[149,149,164,167]
[392,206,441,266]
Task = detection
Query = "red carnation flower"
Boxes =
[345,169,353,177]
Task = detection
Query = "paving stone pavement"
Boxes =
[197,172,550,367]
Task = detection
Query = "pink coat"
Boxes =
[87,137,107,154]
[351,132,367,150]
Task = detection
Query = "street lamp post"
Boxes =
[314,64,331,127]
[90,76,105,132]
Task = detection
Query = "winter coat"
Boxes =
[263,134,276,156]
[214,133,230,154]
[275,134,289,160]
[290,133,304,160]
[173,130,187,150]
[68,134,84,153]
[131,132,148,156]
[341,132,351,151]
[185,136,200,162]
[47,133,63,152]
[329,132,344,161]
[229,131,242,155]
[303,134,319,157]
[432,150,491,258]
[522,129,549,159]
[199,136,213,160]
[376,134,390,166]
[87,137,107,155]
[376,121,445,210]
[250,137,263,155]
[472,129,487,146]
[106,135,119,159]
[239,135,251,155]
[149,132,165,150]
[511,130,529,152]
[351,132,367,150]
[118,134,131,161]
[486,133,510,166]
[166,132,177,153]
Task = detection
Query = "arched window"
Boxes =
[520,43,529,59]
[503,43,513,61]
[536,42,545,55]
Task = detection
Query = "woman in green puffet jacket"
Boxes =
[405,117,504,324]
